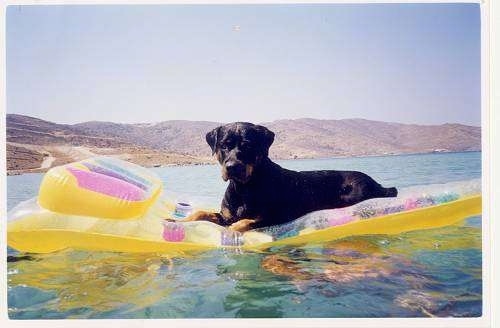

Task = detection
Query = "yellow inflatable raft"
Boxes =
[7,157,482,254]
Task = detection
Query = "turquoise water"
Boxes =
[7,152,482,318]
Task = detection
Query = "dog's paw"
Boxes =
[183,210,222,224]
[228,219,257,232]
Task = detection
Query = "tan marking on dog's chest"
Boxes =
[245,164,254,179]
[221,207,232,219]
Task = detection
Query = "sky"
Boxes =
[6,3,481,126]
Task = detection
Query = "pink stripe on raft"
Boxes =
[66,167,144,201]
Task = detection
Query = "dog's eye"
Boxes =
[239,142,251,151]
[221,140,233,149]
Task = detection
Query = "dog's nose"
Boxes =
[225,161,245,177]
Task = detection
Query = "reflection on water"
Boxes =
[8,221,481,318]
[7,152,482,318]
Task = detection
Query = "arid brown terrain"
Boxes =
[6,114,481,175]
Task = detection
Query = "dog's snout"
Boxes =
[225,161,245,177]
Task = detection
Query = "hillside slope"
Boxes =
[6,114,481,173]
[73,117,481,158]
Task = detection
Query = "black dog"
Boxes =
[185,122,398,232]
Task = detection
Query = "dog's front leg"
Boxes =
[183,210,224,225]
[228,219,258,232]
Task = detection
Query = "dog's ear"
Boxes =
[255,125,275,151]
[206,126,221,155]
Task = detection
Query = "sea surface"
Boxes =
[6,152,482,318]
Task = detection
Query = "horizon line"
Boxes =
[6,113,482,128]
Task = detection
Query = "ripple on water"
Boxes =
[7,153,482,318]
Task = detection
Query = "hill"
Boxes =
[72,117,480,158]
[6,114,481,174]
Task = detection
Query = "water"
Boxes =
[6,152,482,318]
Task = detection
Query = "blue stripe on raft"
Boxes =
[94,158,153,187]
[82,162,149,190]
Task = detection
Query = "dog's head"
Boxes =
[206,122,275,184]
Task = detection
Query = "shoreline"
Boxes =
[277,149,481,162]
[6,161,219,176]
[6,150,481,176]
